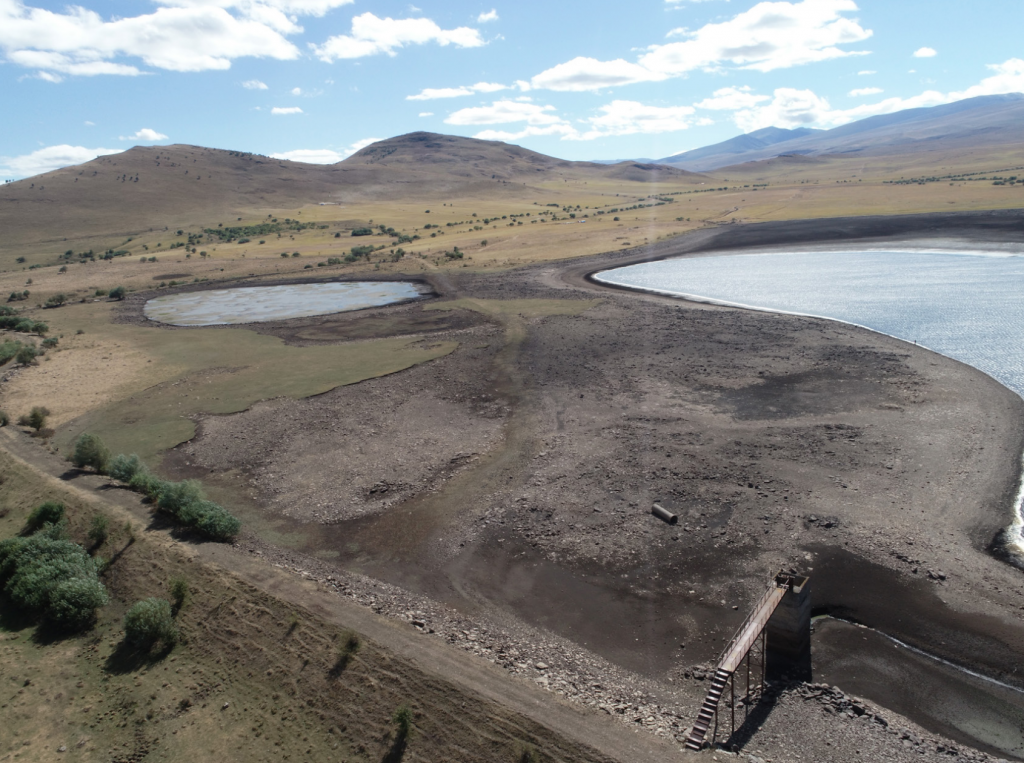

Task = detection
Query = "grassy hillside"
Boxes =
[0,443,610,763]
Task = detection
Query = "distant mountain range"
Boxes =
[656,93,1024,172]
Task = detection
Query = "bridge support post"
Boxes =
[765,573,812,682]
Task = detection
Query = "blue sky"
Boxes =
[1,0,1022,179]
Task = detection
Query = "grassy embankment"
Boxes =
[0,445,601,763]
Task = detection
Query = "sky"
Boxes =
[1,0,1022,179]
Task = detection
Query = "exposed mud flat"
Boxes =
[164,211,1024,760]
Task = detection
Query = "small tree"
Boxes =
[123,598,177,648]
[15,345,38,366]
[169,577,189,612]
[87,516,109,548]
[109,286,126,300]
[45,293,67,308]
[108,453,144,483]
[72,433,110,473]
[18,406,49,430]
[25,500,65,532]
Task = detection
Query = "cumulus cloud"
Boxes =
[270,137,381,164]
[311,12,484,61]
[243,79,268,89]
[715,58,1024,133]
[271,106,303,114]
[120,128,169,141]
[0,144,122,179]
[695,85,770,110]
[569,100,696,140]
[848,86,882,97]
[406,81,507,100]
[445,99,564,126]
[913,47,937,58]
[0,0,358,79]
[531,0,871,91]
[477,9,499,22]
[291,86,302,95]
[472,124,577,142]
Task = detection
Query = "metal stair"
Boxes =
[683,576,791,751]
[684,668,733,750]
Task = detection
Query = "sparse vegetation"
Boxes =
[72,433,111,473]
[123,597,178,647]
[87,515,109,548]
[0,516,108,630]
[18,405,49,430]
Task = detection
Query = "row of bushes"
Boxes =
[0,505,109,630]
[73,436,241,541]
[0,306,47,335]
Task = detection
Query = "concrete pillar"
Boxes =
[766,573,812,682]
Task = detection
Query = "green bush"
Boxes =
[108,453,144,483]
[26,501,65,531]
[109,286,126,300]
[72,433,110,473]
[0,340,22,364]
[15,345,38,366]
[45,294,67,308]
[87,516,109,547]
[0,530,107,629]
[156,480,204,515]
[18,406,49,430]
[41,337,58,349]
[128,469,166,500]
[123,598,177,647]
[351,227,373,236]
[169,577,189,611]
[0,410,9,427]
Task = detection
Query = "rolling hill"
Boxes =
[658,93,1024,172]
[0,132,701,252]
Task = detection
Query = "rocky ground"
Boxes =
[145,212,1024,760]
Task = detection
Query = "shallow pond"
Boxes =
[144,281,427,326]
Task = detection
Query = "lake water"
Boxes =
[144,281,427,326]
[596,249,1024,550]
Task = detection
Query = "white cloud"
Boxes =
[120,127,169,141]
[270,137,381,164]
[270,148,343,163]
[445,99,564,126]
[570,100,696,140]
[719,58,1024,133]
[291,86,302,95]
[418,111,434,116]
[477,9,499,22]
[271,106,303,114]
[311,12,484,61]
[857,69,875,75]
[0,0,340,78]
[473,124,577,142]
[696,85,770,110]
[531,57,667,91]
[243,79,268,89]
[0,144,122,179]
[913,47,937,58]
[848,86,882,97]
[532,0,871,92]
[84,120,95,126]
[406,81,507,100]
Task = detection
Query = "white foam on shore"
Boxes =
[595,248,1024,559]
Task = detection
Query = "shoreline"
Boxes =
[591,248,1024,561]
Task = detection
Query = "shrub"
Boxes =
[0,530,107,630]
[109,286,126,300]
[128,469,166,501]
[169,577,189,611]
[0,410,8,426]
[45,293,67,308]
[351,228,373,237]
[87,516,108,547]
[157,480,204,515]
[19,406,49,430]
[393,705,413,739]
[41,337,58,349]
[16,345,38,365]
[123,598,177,647]
[72,433,110,473]
[108,453,144,483]
[26,501,65,532]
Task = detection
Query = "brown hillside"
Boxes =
[0,133,705,256]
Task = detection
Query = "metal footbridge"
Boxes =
[684,574,794,751]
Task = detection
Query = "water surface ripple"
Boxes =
[596,249,1024,550]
